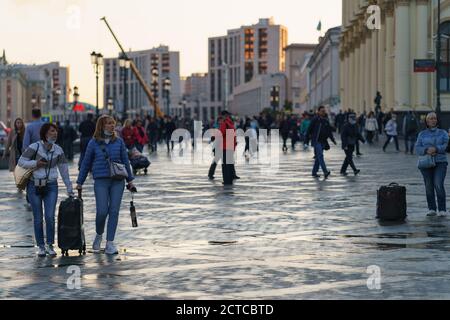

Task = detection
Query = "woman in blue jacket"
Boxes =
[76,115,135,255]
[415,112,449,217]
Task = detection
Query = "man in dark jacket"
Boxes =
[78,113,96,170]
[164,116,177,152]
[340,113,365,176]
[63,120,77,161]
[280,116,291,152]
[306,106,337,179]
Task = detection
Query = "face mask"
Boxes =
[47,138,57,145]
[103,130,113,137]
[349,120,356,125]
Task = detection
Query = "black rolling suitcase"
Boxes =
[58,189,86,256]
[377,183,407,221]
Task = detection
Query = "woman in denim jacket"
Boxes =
[415,112,449,217]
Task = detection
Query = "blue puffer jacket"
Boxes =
[415,128,449,164]
[77,137,134,185]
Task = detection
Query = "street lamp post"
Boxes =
[163,77,171,116]
[90,51,104,119]
[107,98,114,116]
[73,86,80,126]
[119,55,131,121]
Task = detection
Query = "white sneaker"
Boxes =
[105,241,118,255]
[46,244,57,257]
[439,211,448,217]
[37,246,46,257]
[427,211,437,217]
[92,234,102,252]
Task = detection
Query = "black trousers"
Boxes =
[341,145,357,173]
[383,135,399,151]
[222,150,235,185]
[244,137,250,153]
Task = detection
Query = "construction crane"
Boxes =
[101,17,164,118]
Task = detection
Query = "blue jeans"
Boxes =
[27,180,59,247]
[420,162,448,212]
[94,178,125,241]
[313,142,328,175]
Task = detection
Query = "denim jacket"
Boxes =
[415,128,449,164]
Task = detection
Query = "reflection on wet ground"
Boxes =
[1,141,450,299]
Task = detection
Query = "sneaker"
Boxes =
[439,211,448,217]
[312,174,321,178]
[324,171,331,179]
[208,175,215,180]
[427,211,437,217]
[354,169,361,176]
[105,241,119,255]
[340,172,348,176]
[46,244,57,257]
[92,234,102,252]
[37,246,46,257]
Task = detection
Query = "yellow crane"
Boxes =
[101,17,164,118]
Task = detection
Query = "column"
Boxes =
[370,31,378,111]
[377,13,386,109]
[395,0,411,110]
[385,3,395,110]
[359,35,366,113]
[415,0,429,110]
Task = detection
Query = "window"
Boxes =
[258,61,268,75]
[440,22,450,92]
[245,62,254,82]
[210,40,215,67]
[258,28,268,59]
[210,72,215,102]
[245,28,254,60]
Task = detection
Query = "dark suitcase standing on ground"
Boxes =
[377,183,407,221]
[130,156,151,175]
[58,190,86,256]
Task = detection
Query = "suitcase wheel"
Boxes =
[144,169,148,175]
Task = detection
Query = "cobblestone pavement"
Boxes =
[1,138,450,300]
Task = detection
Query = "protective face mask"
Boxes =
[349,120,356,125]
[103,130,113,137]
[47,138,57,145]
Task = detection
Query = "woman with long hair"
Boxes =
[76,116,135,255]
[3,118,25,172]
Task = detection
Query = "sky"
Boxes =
[0,0,342,107]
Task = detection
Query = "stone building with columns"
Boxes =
[340,0,450,119]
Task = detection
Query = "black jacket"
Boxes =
[306,116,336,145]
[341,123,365,150]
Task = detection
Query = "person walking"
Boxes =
[208,116,223,180]
[300,113,312,150]
[133,120,149,153]
[220,111,238,185]
[122,119,137,151]
[164,116,177,152]
[78,113,96,170]
[415,112,449,217]
[340,114,365,176]
[62,120,77,161]
[306,106,337,179]
[3,118,25,173]
[146,117,159,153]
[76,115,135,255]
[383,114,400,152]
[18,123,73,257]
[403,111,420,155]
[23,109,44,151]
[280,115,290,152]
[364,112,378,144]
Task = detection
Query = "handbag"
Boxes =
[98,142,128,180]
[418,154,436,170]
[14,143,40,190]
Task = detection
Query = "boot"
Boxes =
[208,162,217,180]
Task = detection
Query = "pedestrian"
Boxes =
[133,120,149,153]
[280,115,290,152]
[3,118,25,173]
[364,112,378,144]
[63,120,77,161]
[306,106,337,179]
[56,121,64,148]
[335,110,345,134]
[374,91,382,114]
[18,123,74,257]
[415,112,449,217]
[122,119,137,151]
[300,113,312,150]
[78,113,96,170]
[164,116,177,152]
[340,114,365,176]
[383,113,400,152]
[76,115,135,255]
[403,111,420,155]
[146,117,159,153]
[208,116,223,180]
[23,109,44,151]
[220,111,238,185]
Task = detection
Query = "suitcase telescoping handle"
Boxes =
[78,188,82,200]
[388,183,399,187]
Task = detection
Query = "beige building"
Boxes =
[340,0,449,115]
[0,69,28,126]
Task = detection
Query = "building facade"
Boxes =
[308,26,342,113]
[183,73,209,120]
[229,73,288,117]
[340,0,450,117]
[0,69,29,126]
[104,45,181,118]
[208,18,288,118]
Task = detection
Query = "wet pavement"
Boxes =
[1,138,450,300]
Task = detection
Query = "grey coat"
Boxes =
[3,131,21,172]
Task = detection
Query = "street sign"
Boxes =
[41,114,53,123]
[414,59,436,72]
